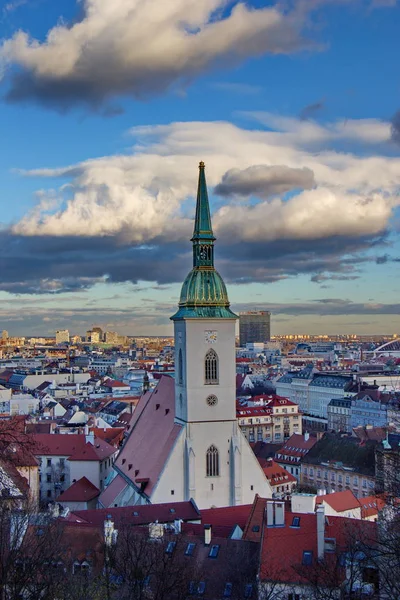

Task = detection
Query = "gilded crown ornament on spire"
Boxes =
[171,162,237,321]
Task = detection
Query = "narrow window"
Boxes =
[208,544,220,558]
[302,550,313,565]
[165,541,176,554]
[178,348,183,385]
[205,349,219,385]
[206,445,219,477]
[291,516,300,528]
[224,582,233,597]
[185,543,196,556]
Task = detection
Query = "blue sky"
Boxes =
[0,0,399,336]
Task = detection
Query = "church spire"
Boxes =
[170,161,237,321]
[192,162,215,269]
[191,161,215,242]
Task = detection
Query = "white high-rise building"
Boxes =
[55,329,70,344]
[99,163,272,509]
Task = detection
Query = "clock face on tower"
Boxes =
[205,330,218,344]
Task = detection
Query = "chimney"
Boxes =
[174,519,182,534]
[204,524,211,546]
[85,429,95,445]
[316,504,325,560]
[275,501,285,526]
[304,431,310,442]
[266,501,285,526]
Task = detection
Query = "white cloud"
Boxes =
[13,115,400,245]
[0,0,311,108]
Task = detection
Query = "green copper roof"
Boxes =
[171,162,237,321]
[191,161,215,242]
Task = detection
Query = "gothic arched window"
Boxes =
[178,349,183,385]
[206,445,219,477]
[205,349,218,385]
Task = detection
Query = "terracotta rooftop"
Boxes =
[258,458,297,487]
[90,427,125,447]
[260,507,377,585]
[68,439,117,462]
[316,490,360,513]
[200,504,252,530]
[70,500,200,527]
[32,433,88,456]
[57,477,100,503]
[242,495,266,542]
[102,378,130,388]
[360,494,386,519]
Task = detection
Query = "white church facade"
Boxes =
[99,162,272,509]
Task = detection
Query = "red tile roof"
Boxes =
[181,522,236,538]
[57,477,100,503]
[275,433,318,463]
[90,427,124,447]
[359,495,386,519]
[243,495,266,542]
[200,504,252,530]
[102,378,130,388]
[32,434,88,456]
[260,508,377,585]
[258,458,297,487]
[70,500,200,527]
[316,490,360,513]
[32,433,116,461]
[68,439,117,462]
[98,473,127,508]
[252,394,297,407]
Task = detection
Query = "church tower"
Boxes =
[170,162,272,508]
[98,162,272,510]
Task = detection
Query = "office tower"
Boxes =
[239,311,271,346]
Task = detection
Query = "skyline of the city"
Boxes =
[0,0,400,335]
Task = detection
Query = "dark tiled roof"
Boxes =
[301,433,376,476]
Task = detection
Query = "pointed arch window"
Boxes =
[206,445,219,477]
[205,349,218,385]
[178,349,183,385]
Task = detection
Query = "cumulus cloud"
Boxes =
[5,112,400,295]
[241,111,392,145]
[214,165,315,197]
[0,0,312,110]
[213,188,393,242]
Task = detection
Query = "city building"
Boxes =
[33,433,118,502]
[276,366,354,418]
[350,393,388,430]
[327,398,352,432]
[1,330,8,341]
[237,395,301,443]
[55,329,70,344]
[300,433,376,498]
[257,458,297,499]
[239,311,271,346]
[99,162,273,509]
[86,330,100,344]
[257,499,378,599]
[275,432,318,481]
